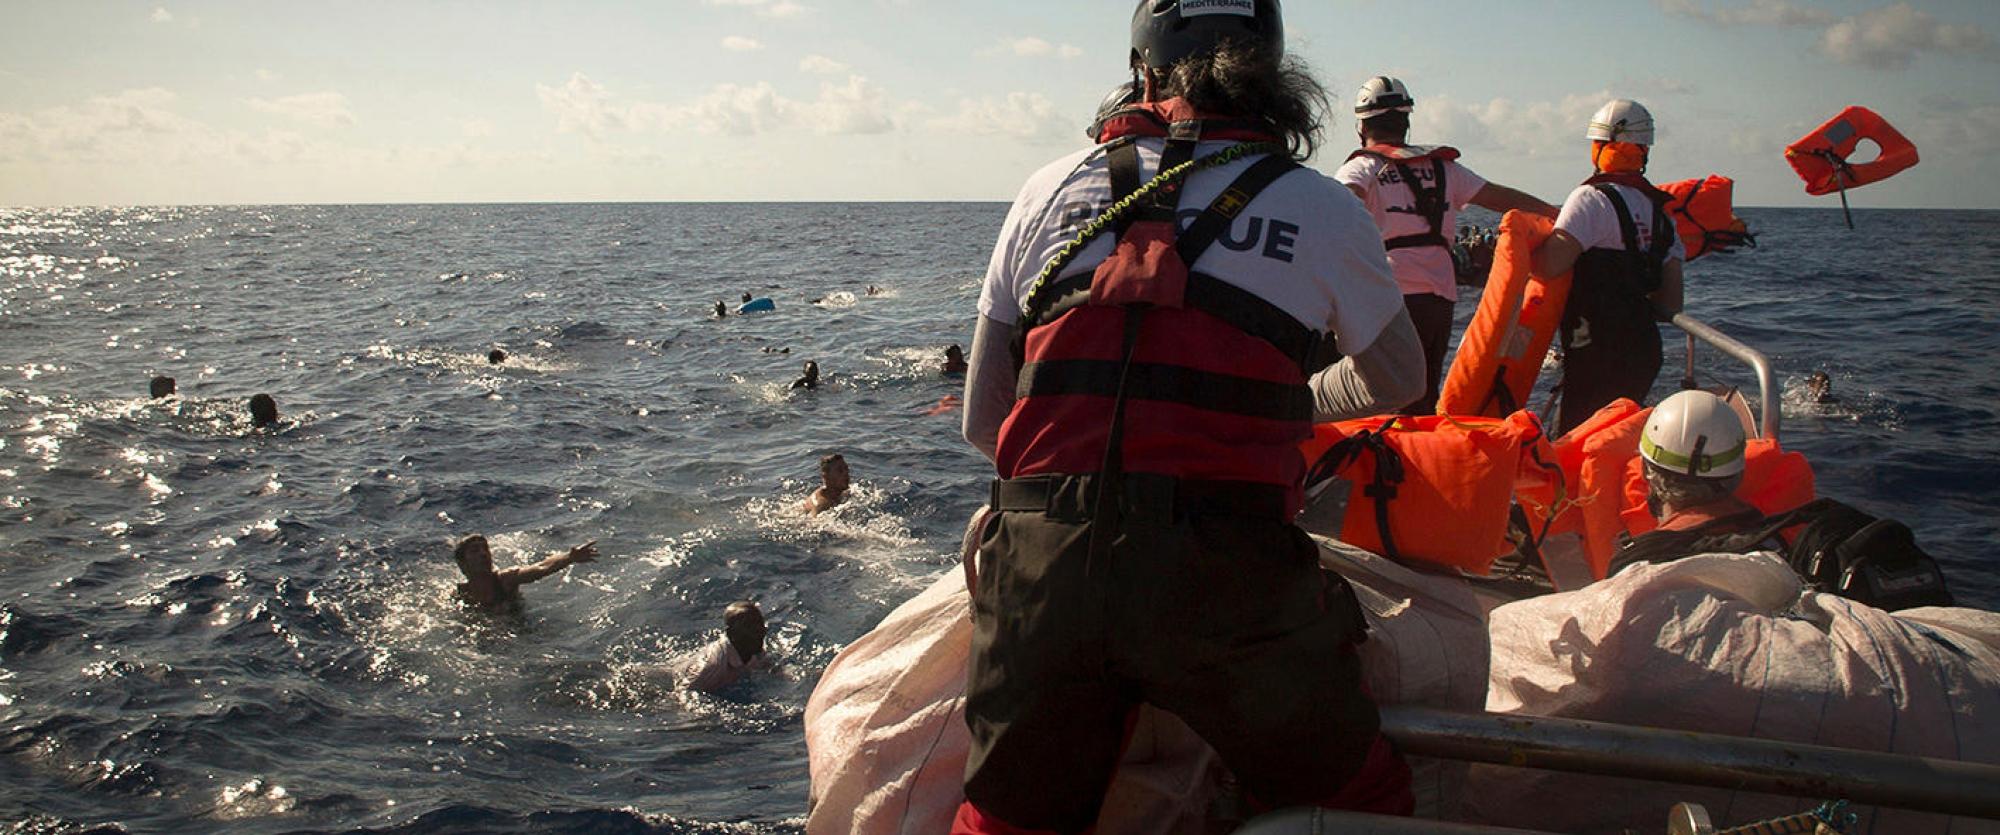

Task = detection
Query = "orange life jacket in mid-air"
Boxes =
[1435,210,1570,418]
[1659,175,1755,261]
[1784,106,1919,196]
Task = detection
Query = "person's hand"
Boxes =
[568,541,598,563]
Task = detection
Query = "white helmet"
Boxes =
[1639,391,1748,479]
[1355,76,1414,120]
[1586,98,1654,146]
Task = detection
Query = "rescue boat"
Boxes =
[803,312,2000,834]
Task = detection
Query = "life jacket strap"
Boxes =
[1384,157,1451,252]
[1592,183,1675,292]
[1016,357,1314,422]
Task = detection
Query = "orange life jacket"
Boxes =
[1435,211,1571,417]
[1513,398,1651,579]
[1784,106,1919,196]
[1659,175,1755,261]
[1301,411,1557,575]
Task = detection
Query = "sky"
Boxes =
[1,0,1997,208]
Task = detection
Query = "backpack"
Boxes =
[1612,498,1953,611]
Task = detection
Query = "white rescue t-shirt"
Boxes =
[980,140,1405,357]
[1333,153,1488,301]
[1554,183,1687,263]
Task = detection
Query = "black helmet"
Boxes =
[1130,0,1284,70]
[1086,80,1142,140]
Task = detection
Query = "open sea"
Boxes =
[2,202,1996,834]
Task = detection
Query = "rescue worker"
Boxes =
[1335,77,1556,415]
[955,2,1424,831]
[1533,99,1685,434]
[1607,390,1770,572]
[1635,391,1755,534]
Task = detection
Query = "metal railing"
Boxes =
[1381,707,2000,821]
[1670,313,1781,442]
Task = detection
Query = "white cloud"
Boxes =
[799,54,848,75]
[462,119,494,139]
[721,35,763,51]
[929,92,1071,142]
[247,92,356,128]
[536,72,899,138]
[537,73,626,137]
[1818,3,1996,70]
[985,37,1083,60]
[703,0,810,19]
[1662,0,1994,70]
[253,68,281,84]
[1658,0,1831,27]
[1409,91,1615,158]
[150,7,173,24]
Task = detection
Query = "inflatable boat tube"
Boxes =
[1436,211,1571,418]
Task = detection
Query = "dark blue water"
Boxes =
[1,204,1995,834]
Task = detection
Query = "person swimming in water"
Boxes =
[942,345,968,376]
[450,535,600,610]
[1806,371,1834,404]
[742,292,753,304]
[487,348,507,365]
[791,360,820,390]
[149,376,176,398]
[686,601,772,693]
[803,454,849,515]
[248,394,279,428]
[714,301,728,318]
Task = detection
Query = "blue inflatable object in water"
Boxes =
[737,297,775,314]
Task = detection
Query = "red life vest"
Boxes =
[995,99,1319,515]
[1347,144,1462,252]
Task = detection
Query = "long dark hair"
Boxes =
[1153,40,1332,161]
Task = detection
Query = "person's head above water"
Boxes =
[1806,371,1833,403]
[724,600,768,661]
[453,534,494,578]
[742,292,753,303]
[1127,0,1325,159]
[248,393,279,428]
[149,376,176,398]
[820,453,849,492]
[801,360,819,380]
[487,349,507,365]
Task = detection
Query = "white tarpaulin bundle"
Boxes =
[1472,552,2000,834]
[802,537,1495,833]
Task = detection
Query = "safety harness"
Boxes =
[1348,144,1459,252]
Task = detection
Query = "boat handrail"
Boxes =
[1669,313,1780,441]
[1381,707,2000,821]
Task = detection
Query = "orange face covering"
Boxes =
[1592,141,1648,174]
